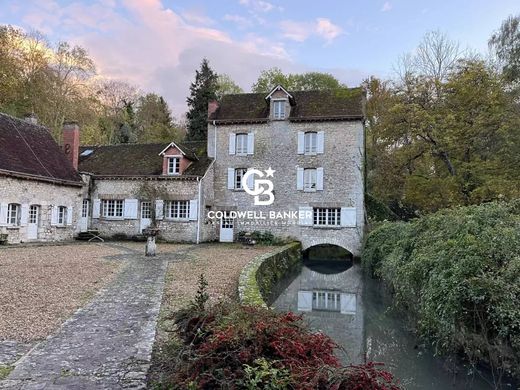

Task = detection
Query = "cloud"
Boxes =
[239,0,280,13]
[223,14,253,29]
[280,18,343,44]
[180,9,215,26]
[381,2,392,12]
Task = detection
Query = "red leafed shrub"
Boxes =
[158,301,401,390]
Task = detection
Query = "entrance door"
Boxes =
[140,201,152,233]
[219,217,234,242]
[27,205,39,240]
[80,199,89,232]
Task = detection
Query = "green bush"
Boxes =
[362,200,520,382]
[365,192,399,222]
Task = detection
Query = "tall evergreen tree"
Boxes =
[186,58,218,141]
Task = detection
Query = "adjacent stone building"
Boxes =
[207,85,365,256]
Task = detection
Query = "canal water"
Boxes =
[272,258,503,390]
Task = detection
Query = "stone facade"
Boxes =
[0,176,82,243]
[208,112,365,256]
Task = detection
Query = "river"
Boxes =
[272,258,507,389]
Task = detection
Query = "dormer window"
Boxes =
[168,157,180,175]
[273,100,286,120]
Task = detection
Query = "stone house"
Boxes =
[0,113,83,243]
[207,85,365,256]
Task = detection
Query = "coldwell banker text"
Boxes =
[207,210,312,220]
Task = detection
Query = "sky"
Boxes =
[1,0,518,116]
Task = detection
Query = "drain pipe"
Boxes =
[213,120,217,159]
[196,177,202,244]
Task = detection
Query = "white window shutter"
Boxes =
[92,199,101,219]
[340,293,357,314]
[317,131,325,154]
[66,206,73,225]
[229,133,236,155]
[296,167,304,190]
[298,206,313,226]
[227,168,235,189]
[155,200,164,220]
[124,199,138,219]
[340,207,356,227]
[189,199,198,221]
[247,133,254,155]
[316,167,324,191]
[20,204,29,226]
[297,131,304,154]
[246,169,254,190]
[0,203,7,225]
[297,291,313,311]
[51,206,58,226]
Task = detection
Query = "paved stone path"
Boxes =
[0,244,194,390]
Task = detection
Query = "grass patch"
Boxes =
[0,365,13,380]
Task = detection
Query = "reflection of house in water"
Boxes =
[273,263,364,364]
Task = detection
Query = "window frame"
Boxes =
[313,207,341,227]
[81,199,89,218]
[164,200,190,221]
[101,199,124,219]
[141,201,152,219]
[304,131,318,154]
[57,206,67,226]
[235,133,248,155]
[272,99,286,120]
[303,168,317,192]
[29,205,39,224]
[167,156,181,175]
[312,291,341,312]
[234,168,248,190]
[7,203,20,226]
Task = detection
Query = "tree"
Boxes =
[186,58,218,141]
[489,15,520,84]
[216,74,243,99]
[251,67,344,93]
[135,93,181,142]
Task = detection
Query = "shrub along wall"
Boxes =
[238,242,301,306]
[362,200,520,382]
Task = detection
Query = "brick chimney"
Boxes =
[62,121,80,170]
[207,100,219,119]
[23,113,38,125]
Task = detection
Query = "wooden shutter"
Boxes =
[229,133,236,155]
[296,167,304,190]
[340,293,357,314]
[247,133,255,155]
[0,203,7,225]
[50,206,58,226]
[298,206,313,226]
[20,204,29,226]
[155,200,164,220]
[316,167,324,191]
[317,131,324,154]
[189,199,198,221]
[340,207,356,227]
[227,168,235,189]
[124,199,138,219]
[246,169,254,190]
[66,206,73,225]
[92,199,101,218]
[297,291,313,311]
[297,131,304,154]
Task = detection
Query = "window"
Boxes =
[165,200,190,220]
[81,199,89,218]
[102,200,124,218]
[235,133,248,155]
[29,205,39,224]
[304,132,317,154]
[141,201,152,219]
[313,208,341,226]
[273,100,286,119]
[167,157,180,175]
[57,206,67,225]
[7,203,20,225]
[312,291,341,312]
[234,168,248,190]
[303,168,317,192]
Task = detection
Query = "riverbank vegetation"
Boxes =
[362,200,520,385]
[152,276,401,389]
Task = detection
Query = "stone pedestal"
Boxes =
[143,228,160,257]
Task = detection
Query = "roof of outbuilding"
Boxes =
[0,113,82,185]
[208,87,365,124]
[78,141,211,177]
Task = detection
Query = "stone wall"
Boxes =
[238,242,301,306]
[0,176,82,243]
[209,119,365,256]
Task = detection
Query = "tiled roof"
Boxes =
[0,113,82,185]
[209,87,365,123]
[79,141,211,177]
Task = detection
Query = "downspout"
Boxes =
[196,177,202,244]
[213,120,217,159]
